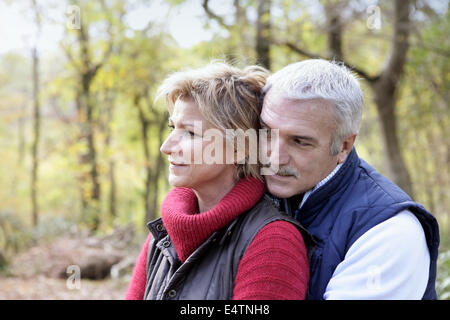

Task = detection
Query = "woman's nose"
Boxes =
[160,130,184,156]
[160,132,176,155]
[160,138,170,155]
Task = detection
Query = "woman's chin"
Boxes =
[168,176,190,188]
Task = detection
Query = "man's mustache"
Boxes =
[262,163,299,178]
[277,166,300,178]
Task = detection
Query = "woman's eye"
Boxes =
[168,123,197,137]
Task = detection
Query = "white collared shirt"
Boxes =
[299,163,343,209]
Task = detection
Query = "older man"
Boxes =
[260,59,439,300]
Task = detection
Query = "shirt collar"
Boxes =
[298,162,344,210]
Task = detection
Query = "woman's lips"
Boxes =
[169,161,188,169]
[169,161,187,166]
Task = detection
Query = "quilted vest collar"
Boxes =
[298,147,359,228]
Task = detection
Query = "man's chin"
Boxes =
[266,179,297,199]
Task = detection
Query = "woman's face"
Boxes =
[160,98,236,190]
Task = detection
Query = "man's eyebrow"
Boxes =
[294,135,315,141]
[259,117,317,144]
[293,135,318,144]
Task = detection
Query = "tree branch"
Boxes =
[381,0,411,82]
[61,41,81,71]
[283,41,379,82]
[202,0,232,29]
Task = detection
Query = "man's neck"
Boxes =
[284,162,345,214]
[287,193,304,211]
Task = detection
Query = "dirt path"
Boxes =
[0,275,129,300]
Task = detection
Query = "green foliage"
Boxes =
[0,0,448,295]
[0,211,31,260]
[30,215,77,243]
[437,250,450,300]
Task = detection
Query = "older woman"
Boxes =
[125,62,310,300]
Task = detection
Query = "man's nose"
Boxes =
[269,138,290,166]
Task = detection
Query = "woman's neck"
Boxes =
[193,175,238,213]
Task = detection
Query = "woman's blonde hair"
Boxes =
[156,61,269,180]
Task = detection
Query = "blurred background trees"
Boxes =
[0,0,448,298]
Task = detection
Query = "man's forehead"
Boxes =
[262,87,285,108]
[263,91,333,116]
[261,91,336,134]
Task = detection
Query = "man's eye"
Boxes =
[295,139,309,146]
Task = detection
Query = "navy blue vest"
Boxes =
[272,148,439,300]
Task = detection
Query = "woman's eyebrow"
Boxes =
[168,117,196,128]
[259,118,271,128]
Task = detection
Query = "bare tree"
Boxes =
[202,0,271,67]
[102,89,117,221]
[31,0,41,227]
[133,92,168,224]
[256,0,271,69]
[283,0,415,197]
[62,3,115,230]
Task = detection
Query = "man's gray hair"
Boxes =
[264,59,364,155]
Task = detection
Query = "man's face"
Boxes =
[260,90,340,199]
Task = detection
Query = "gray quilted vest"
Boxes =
[143,195,312,300]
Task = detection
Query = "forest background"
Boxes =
[0,0,449,299]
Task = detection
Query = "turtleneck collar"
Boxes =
[160,177,265,262]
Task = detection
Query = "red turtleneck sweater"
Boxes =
[125,178,309,300]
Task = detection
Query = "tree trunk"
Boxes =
[31,46,41,228]
[148,112,168,224]
[75,91,88,215]
[135,95,152,223]
[371,79,414,197]
[30,0,41,228]
[73,19,112,231]
[283,0,414,197]
[18,103,26,167]
[369,0,414,197]
[256,0,271,69]
[104,91,117,222]
[325,1,344,61]
[81,78,101,231]
[108,160,117,220]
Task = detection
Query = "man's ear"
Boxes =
[337,134,357,164]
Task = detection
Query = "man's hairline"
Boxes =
[261,84,351,156]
